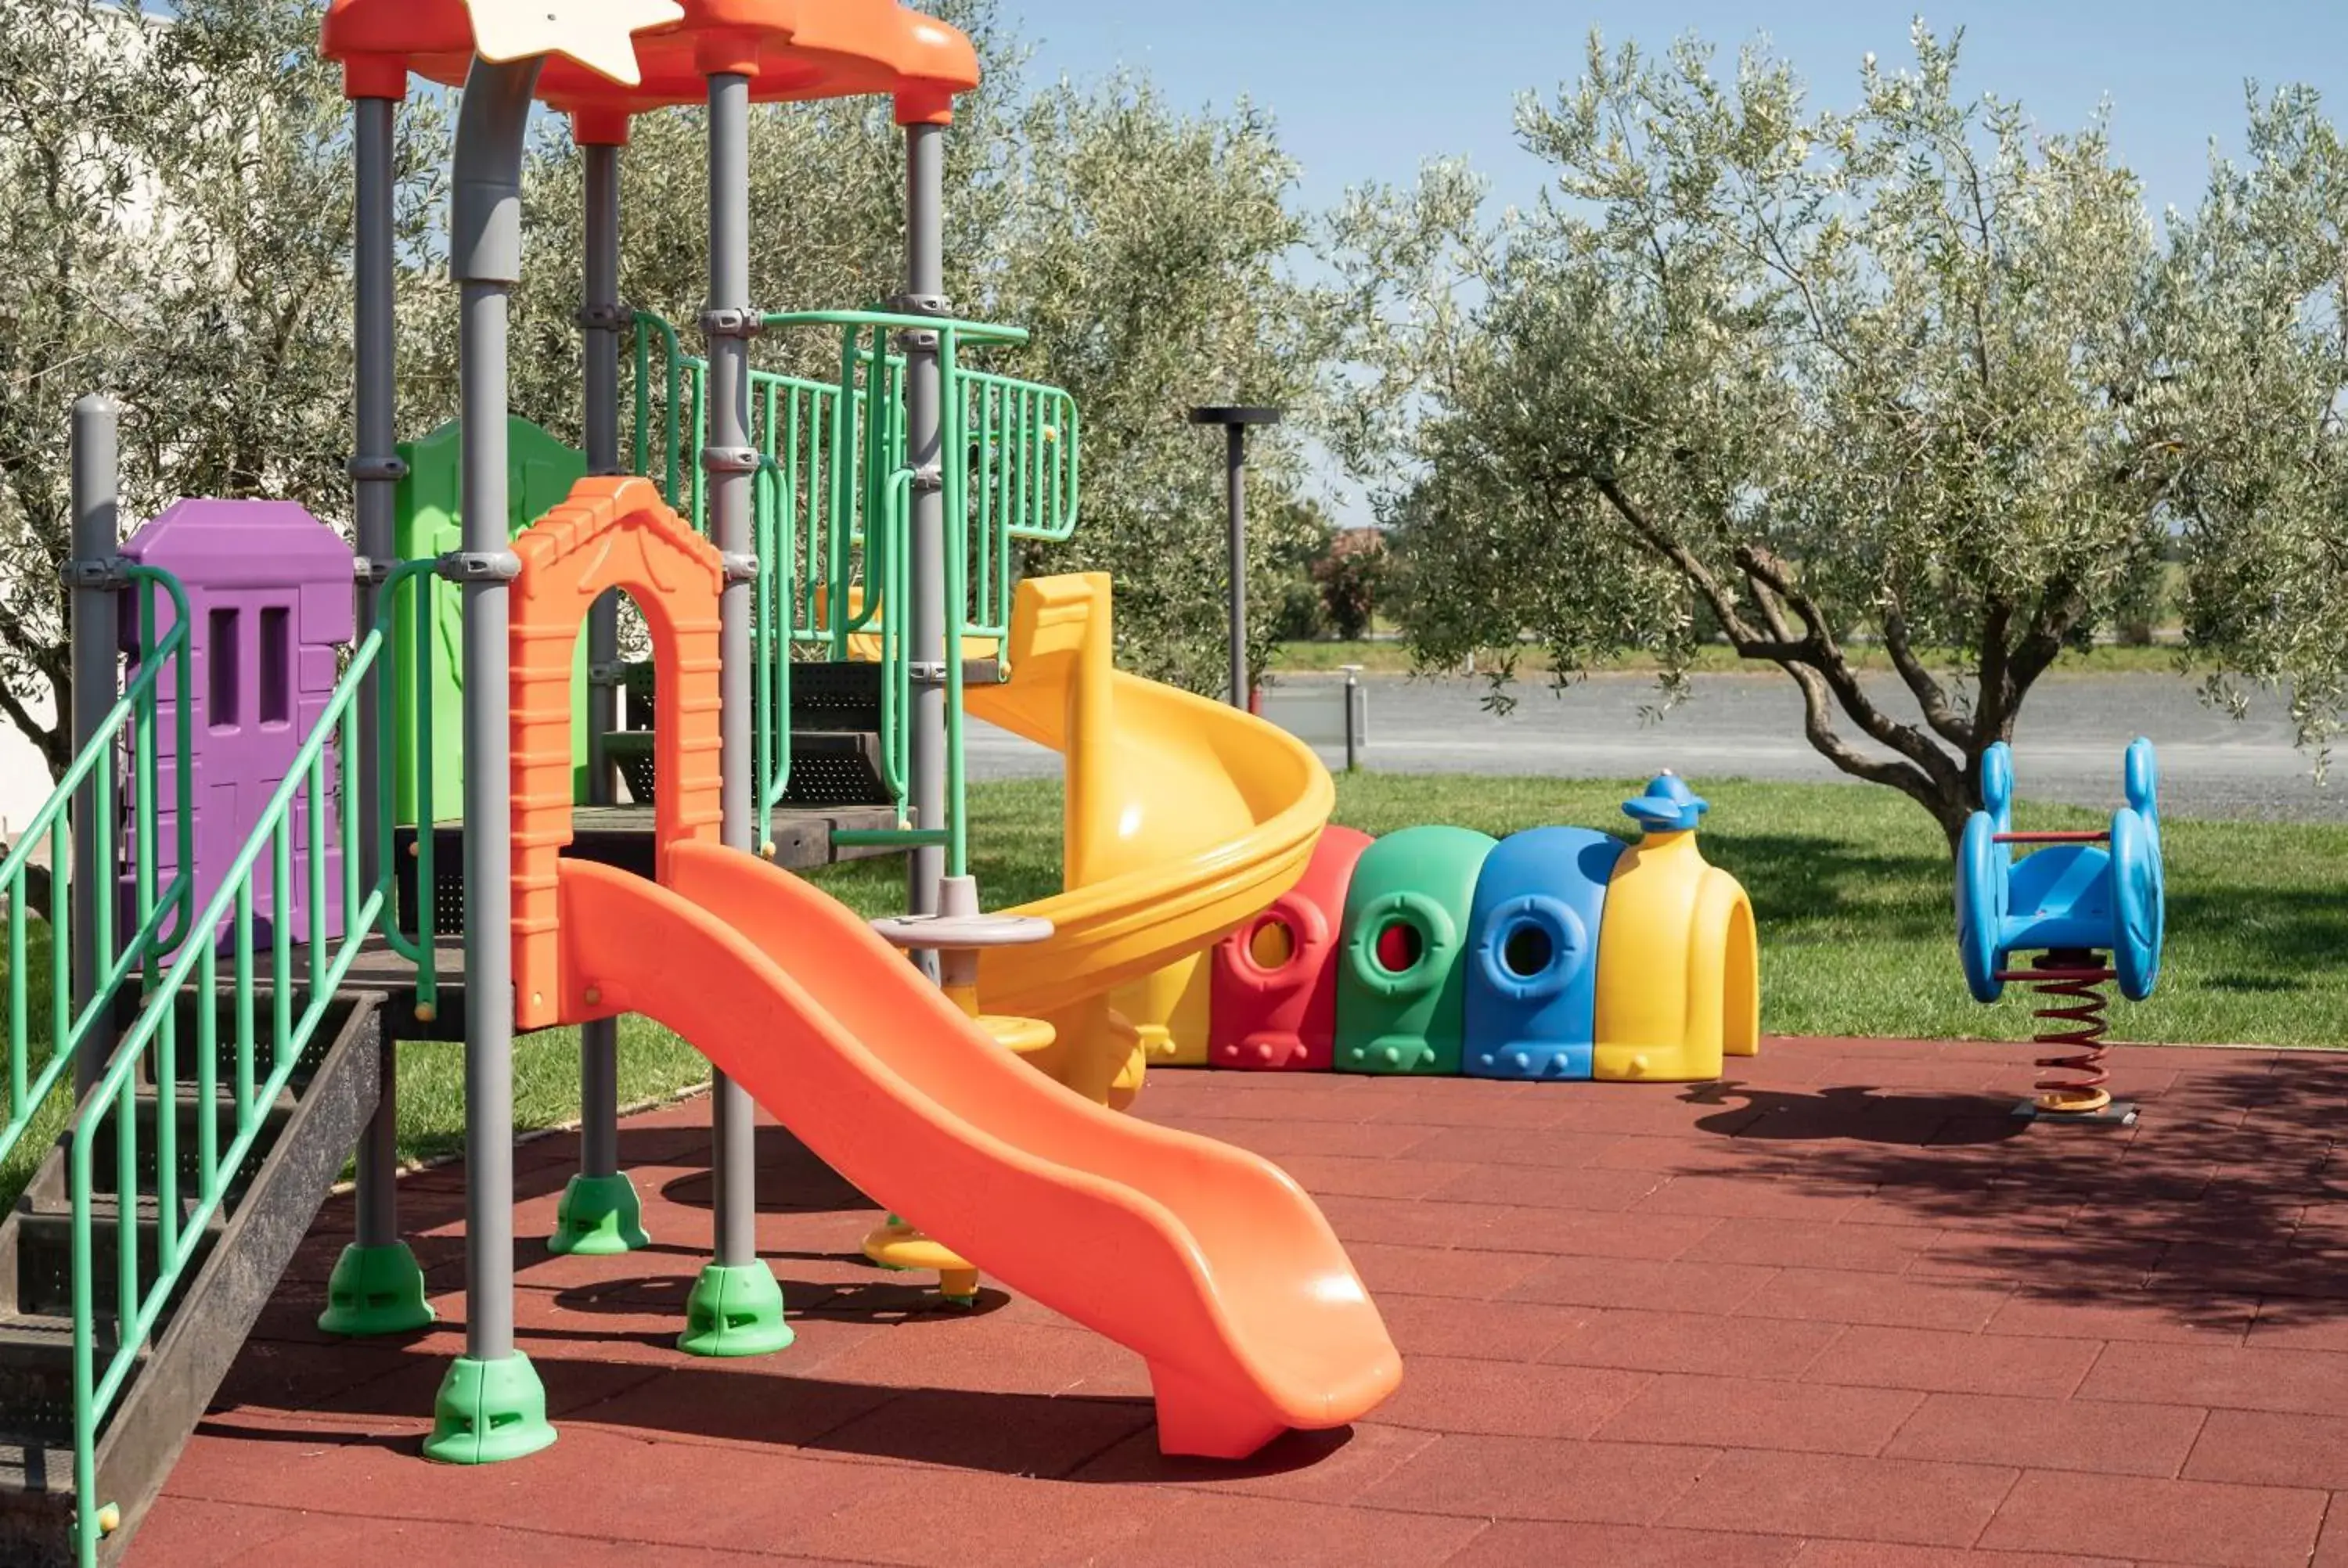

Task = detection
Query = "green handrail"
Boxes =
[877,466,915,807]
[751,457,792,851]
[758,307,1030,347]
[0,568,193,1178]
[631,311,698,512]
[60,560,438,1564]
[374,564,442,1012]
[942,333,971,877]
[960,368,1081,646]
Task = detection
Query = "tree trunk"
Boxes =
[0,861,53,919]
[1926,787,1970,858]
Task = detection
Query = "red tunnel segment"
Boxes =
[1210,826,1374,1071]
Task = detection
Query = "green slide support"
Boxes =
[392,417,590,824]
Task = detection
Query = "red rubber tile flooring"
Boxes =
[128,1036,2348,1568]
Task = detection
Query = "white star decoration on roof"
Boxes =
[463,0,686,88]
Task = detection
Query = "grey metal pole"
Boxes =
[1341,663,1363,773]
[351,95,403,1253]
[679,69,789,1357]
[1226,423,1248,710]
[583,134,625,783]
[902,123,948,959]
[422,54,554,1464]
[550,130,645,1257]
[68,395,119,1099]
[315,92,434,1341]
[581,138,621,1174]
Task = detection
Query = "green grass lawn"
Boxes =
[7,772,2340,1203]
[1328,775,2346,1049]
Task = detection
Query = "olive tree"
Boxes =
[1333,26,2182,847]
[2159,85,2348,771]
[0,0,448,779]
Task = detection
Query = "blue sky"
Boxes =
[1006,0,2348,221]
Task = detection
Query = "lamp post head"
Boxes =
[1188,405,1284,428]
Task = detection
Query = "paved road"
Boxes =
[965,670,2346,823]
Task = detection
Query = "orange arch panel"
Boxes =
[508,476,724,1030]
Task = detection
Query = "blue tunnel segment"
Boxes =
[1461,827,1626,1081]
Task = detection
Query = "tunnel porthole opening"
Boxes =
[1249,918,1295,970]
[1501,920,1554,980]
[1374,919,1424,976]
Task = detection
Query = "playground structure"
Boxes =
[1956,738,2166,1123]
[0,4,1411,1562]
[1201,773,1760,1083]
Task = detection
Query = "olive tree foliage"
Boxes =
[509,2,1334,696]
[0,0,448,779]
[976,78,1333,693]
[2159,86,2348,770]
[1331,26,2181,847]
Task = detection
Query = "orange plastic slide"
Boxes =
[556,837,1403,1458]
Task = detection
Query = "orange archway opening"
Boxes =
[507,476,724,1029]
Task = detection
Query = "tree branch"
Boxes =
[1882,606,1974,748]
[1784,660,1952,817]
[2004,575,2090,700]
[1975,595,2017,737]
[1589,474,1770,647]
[1734,543,1966,794]
[0,674,65,779]
[1585,474,1972,833]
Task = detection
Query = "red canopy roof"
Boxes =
[321,0,979,128]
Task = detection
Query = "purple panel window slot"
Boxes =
[207,608,239,732]
[259,606,290,728]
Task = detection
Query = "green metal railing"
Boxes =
[627,307,1081,877]
[59,562,442,1563]
[631,312,708,526]
[0,570,195,1181]
[959,365,1080,648]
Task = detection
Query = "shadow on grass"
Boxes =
[2165,883,2348,989]
[1703,829,1950,944]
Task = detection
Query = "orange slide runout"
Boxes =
[556,840,1403,1458]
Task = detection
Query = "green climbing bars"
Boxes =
[625,307,1079,876]
[61,562,445,1566]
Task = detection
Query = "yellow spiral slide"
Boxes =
[962,573,1331,1101]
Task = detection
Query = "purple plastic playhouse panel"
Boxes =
[120,500,355,949]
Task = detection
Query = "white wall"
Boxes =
[0,690,58,844]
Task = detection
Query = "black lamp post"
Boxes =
[1190,405,1284,709]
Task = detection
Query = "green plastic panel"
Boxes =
[391,418,589,825]
[1334,824,1500,1075]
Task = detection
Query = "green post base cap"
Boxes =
[678,1261,794,1358]
[422,1353,556,1466]
[317,1242,436,1338]
[547,1171,652,1256]
[873,1213,912,1270]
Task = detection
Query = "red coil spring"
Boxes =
[1996,951,2116,1114]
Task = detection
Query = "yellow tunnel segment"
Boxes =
[1592,774,1759,1082]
